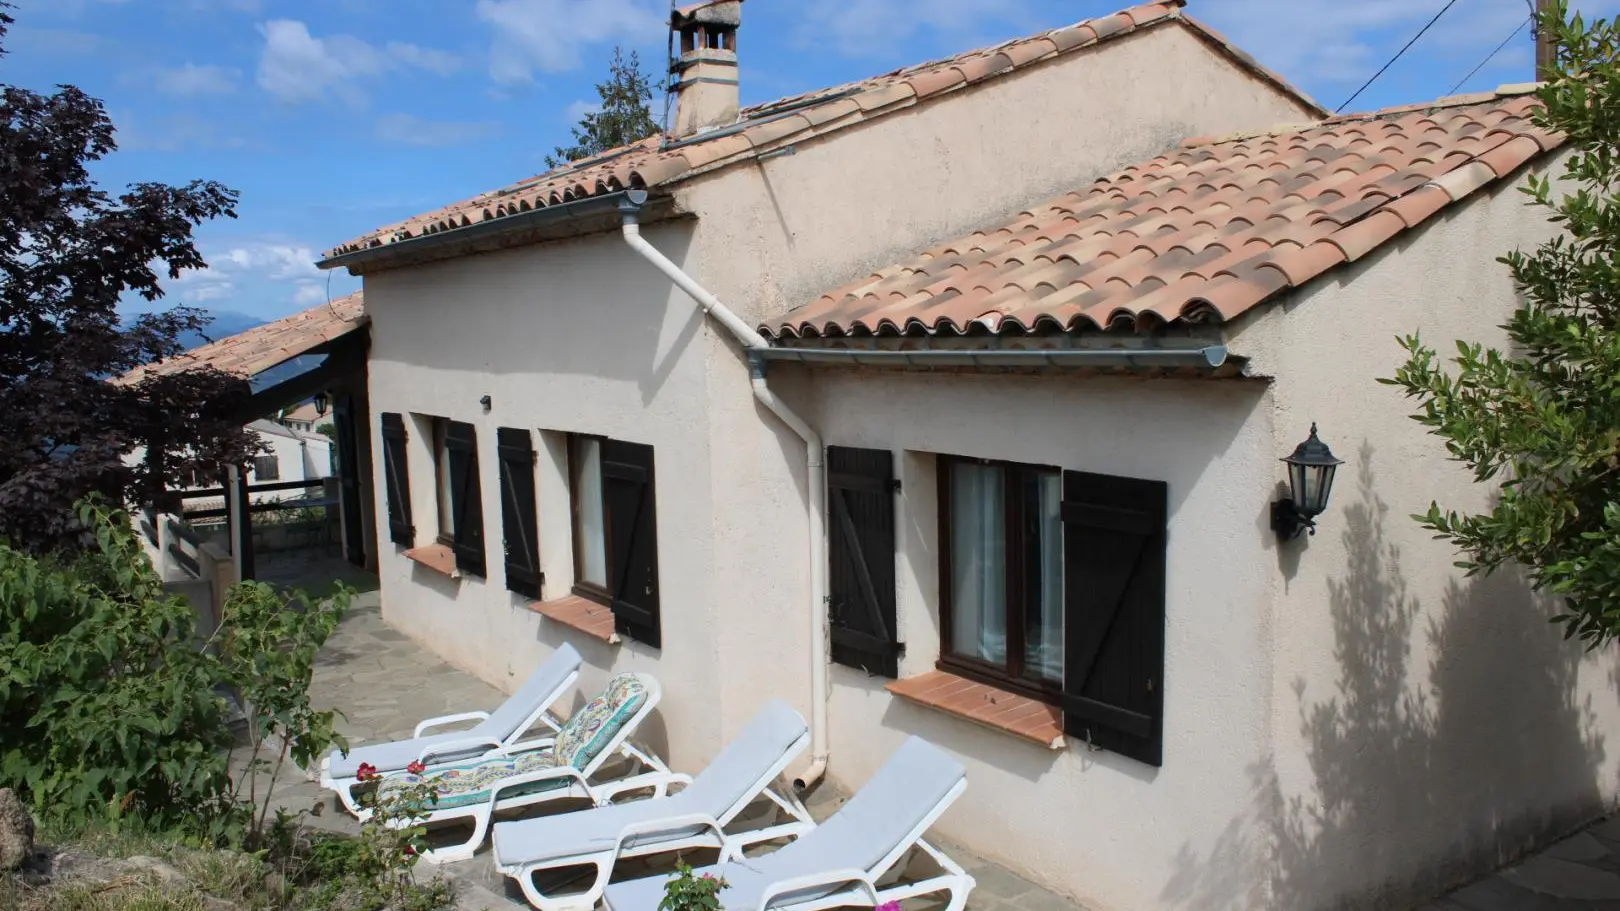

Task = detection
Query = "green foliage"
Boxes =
[659,863,729,911]
[547,46,660,168]
[1382,2,1620,645]
[0,500,236,833]
[0,500,350,845]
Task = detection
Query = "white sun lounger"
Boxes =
[375,672,675,864]
[492,699,816,911]
[319,643,583,815]
[601,736,974,911]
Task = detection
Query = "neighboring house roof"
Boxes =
[281,403,322,424]
[323,0,1324,261]
[248,419,330,444]
[119,291,365,384]
[763,88,1559,340]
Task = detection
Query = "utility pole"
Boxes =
[1535,0,1557,82]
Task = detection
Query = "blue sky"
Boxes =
[3,0,1611,323]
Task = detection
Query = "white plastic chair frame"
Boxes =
[604,777,974,911]
[497,730,815,911]
[387,673,675,865]
[318,663,580,816]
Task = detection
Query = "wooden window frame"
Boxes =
[252,455,280,482]
[936,455,1065,707]
[567,433,613,606]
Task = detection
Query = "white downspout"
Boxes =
[620,213,831,791]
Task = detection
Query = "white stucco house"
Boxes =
[315,1,1620,909]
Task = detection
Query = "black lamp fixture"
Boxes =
[312,392,330,417]
[1271,423,1343,540]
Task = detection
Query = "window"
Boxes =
[381,413,413,546]
[939,458,1064,693]
[253,455,280,481]
[570,436,609,592]
[935,456,1168,766]
[433,418,454,543]
[568,434,661,647]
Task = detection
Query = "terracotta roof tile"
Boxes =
[764,90,1559,339]
[325,0,1325,262]
[119,291,366,384]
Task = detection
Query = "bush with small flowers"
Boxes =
[660,862,730,911]
[331,760,441,906]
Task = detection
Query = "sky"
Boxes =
[3,0,1612,323]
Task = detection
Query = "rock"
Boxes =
[0,787,36,871]
[124,854,187,885]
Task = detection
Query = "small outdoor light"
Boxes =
[312,392,330,417]
[1271,423,1343,540]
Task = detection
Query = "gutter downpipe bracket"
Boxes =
[619,197,832,792]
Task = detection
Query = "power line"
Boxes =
[1336,0,1465,113]
[1446,15,1531,96]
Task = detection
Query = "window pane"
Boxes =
[435,420,453,537]
[950,462,1006,666]
[575,438,607,587]
[1024,470,1064,684]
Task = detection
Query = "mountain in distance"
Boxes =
[176,309,320,393]
[178,309,263,350]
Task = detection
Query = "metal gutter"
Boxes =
[757,345,1231,370]
[317,190,651,272]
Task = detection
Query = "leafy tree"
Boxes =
[0,3,257,551]
[1382,2,1620,646]
[547,46,660,168]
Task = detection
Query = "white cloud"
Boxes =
[563,99,599,124]
[374,112,499,147]
[151,63,241,96]
[292,283,328,307]
[255,19,460,104]
[793,0,1035,59]
[386,41,462,76]
[114,111,254,152]
[1197,0,1620,93]
[171,242,322,305]
[475,0,664,83]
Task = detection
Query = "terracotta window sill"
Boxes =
[528,594,619,645]
[405,544,459,578]
[887,670,1066,750]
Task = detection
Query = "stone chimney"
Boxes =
[670,0,742,138]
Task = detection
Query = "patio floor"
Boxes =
[266,593,1094,911]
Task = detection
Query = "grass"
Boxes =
[3,820,453,911]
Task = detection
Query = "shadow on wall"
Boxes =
[1163,442,1610,911]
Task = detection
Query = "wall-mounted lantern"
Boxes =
[312,392,330,417]
[1271,423,1343,540]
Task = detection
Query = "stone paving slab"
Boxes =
[263,596,1092,911]
[1417,823,1620,911]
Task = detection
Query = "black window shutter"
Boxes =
[827,446,902,678]
[497,427,542,599]
[446,421,486,577]
[602,440,660,648]
[1060,470,1167,767]
[380,413,413,546]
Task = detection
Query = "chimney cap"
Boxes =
[672,0,742,28]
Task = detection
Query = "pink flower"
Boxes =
[875,902,902,911]
[406,760,426,775]
[356,762,378,781]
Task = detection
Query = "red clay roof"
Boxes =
[119,291,366,384]
[763,88,1559,340]
[324,0,1323,261]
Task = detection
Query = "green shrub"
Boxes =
[0,500,351,844]
[0,501,236,833]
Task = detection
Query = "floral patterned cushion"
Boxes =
[377,748,565,810]
[375,674,647,812]
[552,673,647,769]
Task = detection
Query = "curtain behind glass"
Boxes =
[575,438,607,587]
[1025,471,1064,683]
[950,462,1006,665]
